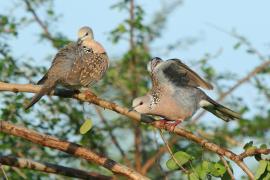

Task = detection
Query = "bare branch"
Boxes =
[158,130,188,173]
[0,155,111,179]
[238,148,270,160]
[0,164,9,180]
[0,121,149,180]
[23,0,55,42]
[219,156,235,180]
[206,23,267,61]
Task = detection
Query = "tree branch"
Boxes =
[23,0,55,42]
[219,155,235,180]
[0,120,149,180]
[0,155,111,180]
[1,82,270,179]
[238,148,270,160]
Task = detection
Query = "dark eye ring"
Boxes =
[85,32,89,36]
[139,102,143,105]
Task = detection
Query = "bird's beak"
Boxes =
[128,104,140,112]
[77,38,82,45]
[77,34,88,45]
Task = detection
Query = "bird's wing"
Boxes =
[161,59,213,90]
[37,43,77,84]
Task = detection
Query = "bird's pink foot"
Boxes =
[83,90,96,98]
[159,119,183,131]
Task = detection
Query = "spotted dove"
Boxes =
[132,57,241,128]
[25,26,109,109]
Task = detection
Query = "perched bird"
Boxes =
[25,26,109,109]
[132,57,240,129]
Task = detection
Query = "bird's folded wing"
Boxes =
[162,59,213,90]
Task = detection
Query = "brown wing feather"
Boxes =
[163,59,213,90]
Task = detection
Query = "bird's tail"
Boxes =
[24,80,56,110]
[199,96,241,122]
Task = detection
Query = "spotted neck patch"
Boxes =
[149,88,161,109]
[83,46,93,53]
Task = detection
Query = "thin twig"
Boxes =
[141,136,178,175]
[238,148,270,160]
[128,0,142,172]
[219,156,235,180]
[23,0,55,42]
[0,164,9,180]
[206,23,266,61]
[11,167,27,179]
[158,129,188,173]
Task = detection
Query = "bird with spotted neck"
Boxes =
[132,57,241,129]
[25,26,109,109]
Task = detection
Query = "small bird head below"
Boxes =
[131,95,151,114]
[147,57,163,72]
[77,26,94,44]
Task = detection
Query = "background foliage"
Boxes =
[0,0,269,179]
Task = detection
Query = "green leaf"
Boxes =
[208,162,226,177]
[260,144,267,149]
[263,172,270,180]
[79,119,93,134]
[255,160,268,179]
[209,163,226,177]
[194,163,208,179]
[233,42,241,49]
[243,141,253,150]
[267,162,270,172]
[166,151,194,170]
[202,161,210,171]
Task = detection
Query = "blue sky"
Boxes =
[1,0,270,178]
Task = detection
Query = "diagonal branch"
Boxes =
[0,120,149,180]
[219,155,235,180]
[0,155,111,180]
[23,0,55,42]
[238,148,270,160]
[1,82,270,179]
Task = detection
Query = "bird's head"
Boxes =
[147,57,163,73]
[131,95,151,114]
[77,26,94,44]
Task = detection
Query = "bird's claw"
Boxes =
[83,90,96,98]
[159,119,182,131]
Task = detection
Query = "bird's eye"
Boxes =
[85,32,89,36]
[139,102,143,105]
